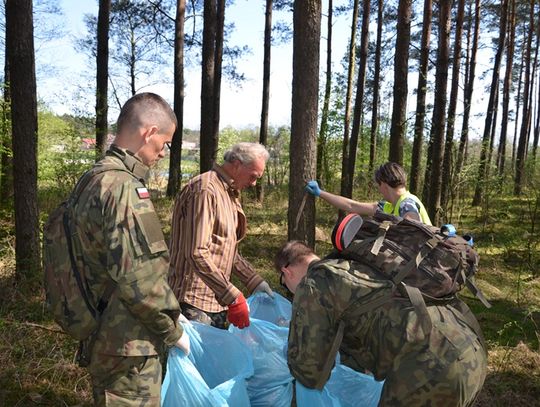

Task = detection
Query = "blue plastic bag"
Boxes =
[161,321,253,407]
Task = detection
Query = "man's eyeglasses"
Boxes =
[165,142,172,150]
[279,263,289,289]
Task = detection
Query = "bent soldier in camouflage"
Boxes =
[277,241,487,407]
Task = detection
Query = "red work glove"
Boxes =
[227,293,250,329]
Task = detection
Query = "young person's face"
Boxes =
[280,256,316,294]
[136,124,175,167]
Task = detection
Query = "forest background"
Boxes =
[0,0,539,405]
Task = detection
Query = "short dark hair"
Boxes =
[116,92,177,135]
[374,162,407,188]
[274,241,315,272]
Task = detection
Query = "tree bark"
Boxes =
[440,0,465,213]
[369,0,383,176]
[423,0,452,224]
[316,0,332,187]
[388,0,412,165]
[211,0,225,164]
[167,0,186,198]
[473,0,508,205]
[0,41,13,208]
[256,0,273,202]
[288,0,320,247]
[344,0,371,199]
[409,0,432,194]
[95,0,111,161]
[6,0,40,276]
[339,0,359,199]
[200,0,217,173]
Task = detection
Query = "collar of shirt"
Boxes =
[107,144,150,183]
[213,163,240,199]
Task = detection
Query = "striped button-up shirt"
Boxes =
[168,164,263,313]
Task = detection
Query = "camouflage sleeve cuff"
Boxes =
[216,283,242,306]
[162,322,183,348]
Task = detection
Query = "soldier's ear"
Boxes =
[142,125,159,143]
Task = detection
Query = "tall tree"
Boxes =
[6,0,40,275]
[423,0,452,224]
[497,0,516,177]
[316,0,332,185]
[456,0,481,175]
[473,0,509,205]
[200,0,217,172]
[388,0,412,164]
[409,0,433,194]
[514,0,534,195]
[368,0,383,175]
[288,0,320,246]
[343,0,371,199]
[167,0,186,198]
[257,0,273,202]
[339,0,359,199]
[0,35,13,208]
[440,0,466,213]
[210,0,225,167]
[95,0,111,161]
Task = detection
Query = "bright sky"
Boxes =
[36,0,493,140]
[37,0,351,130]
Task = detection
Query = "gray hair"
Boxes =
[223,142,269,164]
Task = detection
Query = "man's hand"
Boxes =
[175,329,190,355]
[254,280,274,298]
[227,293,250,329]
[305,180,322,197]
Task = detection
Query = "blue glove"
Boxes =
[305,180,322,197]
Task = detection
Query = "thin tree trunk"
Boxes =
[167,0,186,198]
[95,0,110,161]
[423,0,452,224]
[514,0,534,195]
[340,0,359,199]
[512,32,525,172]
[6,0,40,275]
[344,0,371,199]
[533,62,540,160]
[497,0,516,177]
[440,0,465,214]
[456,0,480,175]
[473,0,508,205]
[0,42,13,208]
[200,0,216,173]
[316,0,332,187]
[256,0,273,202]
[369,0,383,176]
[409,0,432,195]
[388,0,412,165]
[210,0,225,167]
[288,0,321,246]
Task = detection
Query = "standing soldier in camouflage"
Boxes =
[275,241,487,406]
[72,93,190,406]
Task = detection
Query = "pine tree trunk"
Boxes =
[167,0,186,198]
[95,0,110,161]
[0,45,13,208]
[511,33,525,172]
[369,0,383,176]
[409,0,432,195]
[256,0,273,202]
[6,0,40,276]
[388,0,412,165]
[423,0,452,224]
[288,0,321,246]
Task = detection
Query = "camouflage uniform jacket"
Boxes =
[288,257,486,390]
[72,145,182,356]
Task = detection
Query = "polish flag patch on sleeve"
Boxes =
[136,187,150,199]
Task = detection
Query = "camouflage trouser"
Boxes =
[88,354,162,406]
[379,338,487,407]
[180,302,229,329]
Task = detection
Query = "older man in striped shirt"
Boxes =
[168,142,274,329]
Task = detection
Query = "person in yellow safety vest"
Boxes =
[305,162,432,225]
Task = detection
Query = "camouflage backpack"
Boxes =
[43,165,124,341]
[329,212,491,336]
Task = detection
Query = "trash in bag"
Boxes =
[161,321,253,407]
[235,292,384,407]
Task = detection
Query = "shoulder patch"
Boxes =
[136,187,150,199]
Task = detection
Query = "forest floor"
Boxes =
[0,188,539,406]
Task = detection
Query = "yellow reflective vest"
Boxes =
[382,192,432,225]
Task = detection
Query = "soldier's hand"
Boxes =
[175,329,190,356]
[227,293,250,329]
[305,180,322,197]
[254,280,274,299]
